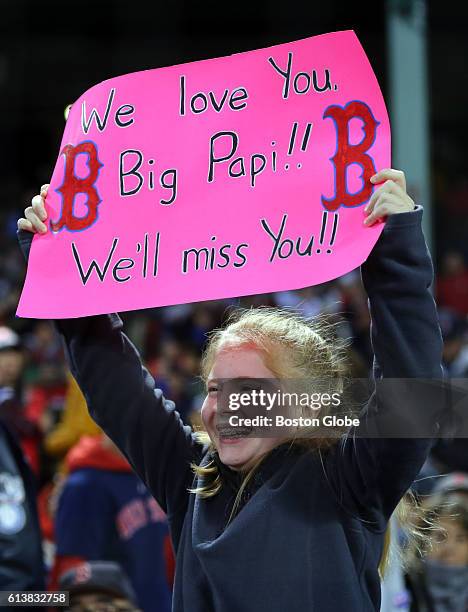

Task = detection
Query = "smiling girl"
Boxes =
[18,168,443,611]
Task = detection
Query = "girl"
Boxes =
[18,168,443,611]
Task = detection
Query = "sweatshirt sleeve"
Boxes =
[54,314,203,538]
[324,207,444,528]
[17,228,202,538]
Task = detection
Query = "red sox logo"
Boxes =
[73,562,92,584]
[51,141,103,232]
[322,101,379,212]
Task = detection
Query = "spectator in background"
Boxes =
[32,375,102,573]
[52,434,172,612]
[429,311,468,484]
[0,326,42,475]
[0,328,44,590]
[437,251,468,316]
[405,493,468,611]
[44,374,101,459]
[438,309,468,377]
[25,321,64,373]
[59,561,140,612]
[22,321,68,467]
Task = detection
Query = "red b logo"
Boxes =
[322,101,378,212]
[51,141,103,232]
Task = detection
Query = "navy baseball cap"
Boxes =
[59,561,137,604]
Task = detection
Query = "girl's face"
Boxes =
[428,517,468,567]
[201,347,284,471]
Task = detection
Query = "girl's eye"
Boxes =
[207,386,218,394]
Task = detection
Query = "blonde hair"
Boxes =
[189,306,421,577]
[201,306,347,382]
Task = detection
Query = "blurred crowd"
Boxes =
[0,200,468,611]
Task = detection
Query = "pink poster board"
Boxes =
[17,30,390,319]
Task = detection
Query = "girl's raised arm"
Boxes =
[18,190,203,546]
[324,169,444,527]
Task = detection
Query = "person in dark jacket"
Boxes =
[0,326,43,475]
[17,168,443,612]
[0,330,44,590]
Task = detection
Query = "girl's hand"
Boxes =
[364,169,415,226]
[17,185,49,234]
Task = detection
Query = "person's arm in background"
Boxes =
[18,189,204,547]
[324,169,444,526]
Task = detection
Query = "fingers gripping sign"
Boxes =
[364,169,415,226]
[18,188,48,234]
